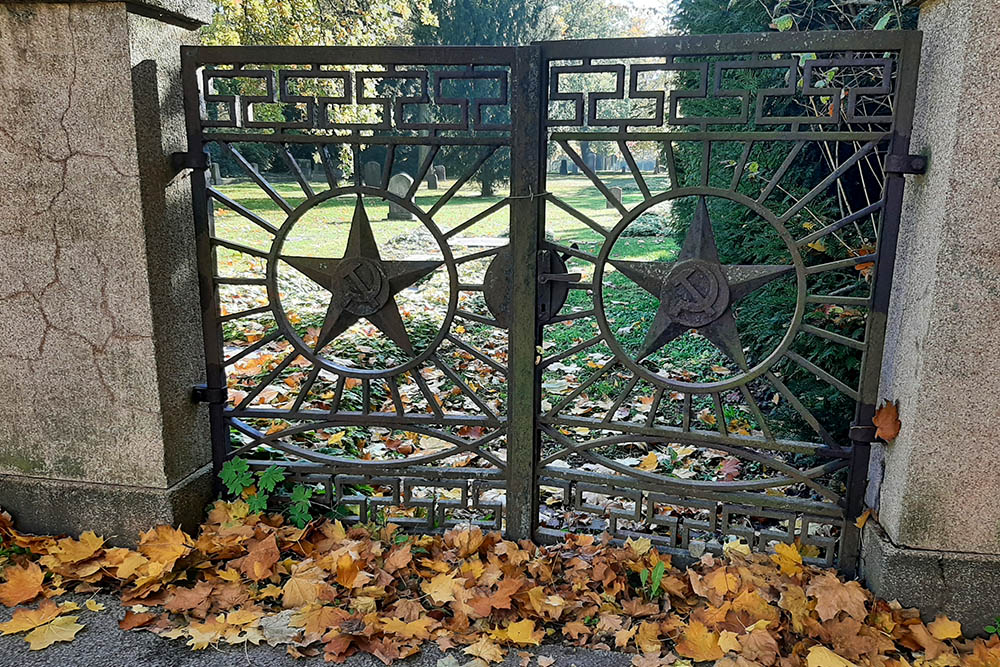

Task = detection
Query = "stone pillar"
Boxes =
[861,0,1000,632]
[0,0,214,542]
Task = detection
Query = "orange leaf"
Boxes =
[873,401,901,441]
[138,525,192,568]
[0,561,44,607]
[240,534,279,582]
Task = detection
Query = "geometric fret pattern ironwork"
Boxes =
[182,31,921,572]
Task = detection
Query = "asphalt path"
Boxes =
[0,593,632,667]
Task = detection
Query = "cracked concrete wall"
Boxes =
[872,0,1000,555]
[0,1,211,535]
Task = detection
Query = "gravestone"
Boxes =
[425,171,439,190]
[585,153,596,173]
[363,160,382,187]
[210,163,221,185]
[606,186,623,209]
[434,165,446,181]
[296,159,312,175]
[387,173,416,220]
[596,155,605,171]
[559,159,568,175]
[570,164,579,174]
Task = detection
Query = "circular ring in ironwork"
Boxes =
[592,187,807,393]
[266,186,459,379]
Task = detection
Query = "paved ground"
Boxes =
[0,594,629,667]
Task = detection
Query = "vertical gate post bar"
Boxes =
[181,46,230,487]
[505,44,544,541]
[839,31,923,574]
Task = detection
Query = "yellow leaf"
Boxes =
[769,542,803,577]
[718,630,741,653]
[675,620,723,662]
[505,619,542,646]
[854,509,872,530]
[806,646,860,667]
[637,452,659,471]
[0,601,63,635]
[626,537,652,556]
[723,540,751,558]
[381,616,435,640]
[928,614,962,640]
[636,621,661,655]
[84,599,105,613]
[24,616,84,650]
[806,572,869,621]
[138,525,192,568]
[421,571,459,604]
[464,635,506,663]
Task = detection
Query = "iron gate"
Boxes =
[181,31,922,570]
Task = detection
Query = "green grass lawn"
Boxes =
[211,173,676,265]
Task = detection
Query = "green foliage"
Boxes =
[220,457,254,496]
[218,457,314,527]
[639,560,666,599]
[665,0,917,441]
[621,212,672,238]
[289,486,315,528]
[986,617,1000,636]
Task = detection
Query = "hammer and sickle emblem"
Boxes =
[338,257,388,316]
[661,260,730,328]
[666,265,719,316]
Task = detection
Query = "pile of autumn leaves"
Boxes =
[1,505,999,666]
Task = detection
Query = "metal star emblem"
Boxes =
[610,197,793,369]
[282,195,442,356]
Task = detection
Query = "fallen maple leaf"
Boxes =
[0,561,45,607]
[505,619,543,646]
[675,620,723,661]
[0,600,63,635]
[24,616,84,650]
[119,610,157,630]
[421,571,459,604]
[807,572,868,621]
[637,452,658,471]
[928,614,962,640]
[770,542,804,577]
[241,534,279,582]
[138,525,192,568]
[806,645,860,667]
[872,401,901,441]
[464,635,506,663]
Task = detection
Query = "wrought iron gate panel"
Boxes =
[181,45,528,531]
[182,31,921,570]
[533,32,921,569]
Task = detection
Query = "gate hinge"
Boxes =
[849,424,879,442]
[192,384,227,405]
[170,150,209,173]
[884,154,927,175]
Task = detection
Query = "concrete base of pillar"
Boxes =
[0,464,213,546]
[861,521,1000,635]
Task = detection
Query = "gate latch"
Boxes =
[884,154,927,175]
[170,150,209,174]
[192,384,228,405]
[539,271,582,284]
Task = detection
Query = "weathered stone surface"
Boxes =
[606,186,622,209]
[363,160,382,187]
[870,0,1000,555]
[861,521,1000,635]
[387,173,415,220]
[425,171,438,189]
[433,164,446,181]
[0,2,210,532]
[0,465,213,545]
